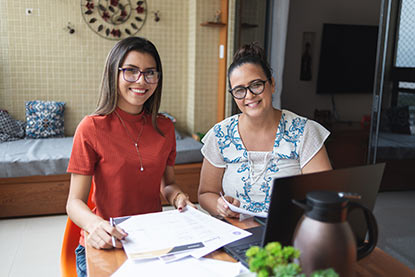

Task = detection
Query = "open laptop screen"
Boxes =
[263,163,385,247]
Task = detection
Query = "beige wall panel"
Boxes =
[0,0,221,136]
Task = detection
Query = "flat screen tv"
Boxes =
[316,23,378,94]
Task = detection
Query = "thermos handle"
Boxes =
[348,201,378,260]
[292,199,312,211]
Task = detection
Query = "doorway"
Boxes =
[369,0,415,191]
[231,0,271,115]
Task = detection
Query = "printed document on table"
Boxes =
[184,207,252,258]
[221,193,268,218]
[111,256,243,277]
[115,206,251,260]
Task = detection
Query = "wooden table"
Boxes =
[86,217,415,277]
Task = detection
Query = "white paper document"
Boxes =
[184,206,252,259]
[115,206,252,260]
[221,193,268,218]
[111,256,243,277]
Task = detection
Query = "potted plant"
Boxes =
[243,242,338,277]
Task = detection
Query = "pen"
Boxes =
[110,217,116,248]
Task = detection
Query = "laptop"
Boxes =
[223,163,385,267]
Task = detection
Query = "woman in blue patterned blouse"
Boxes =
[198,42,332,219]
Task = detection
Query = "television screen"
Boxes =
[316,23,378,94]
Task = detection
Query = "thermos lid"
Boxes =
[305,191,348,222]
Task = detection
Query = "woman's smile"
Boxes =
[129,87,148,95]
[245,100,262,108]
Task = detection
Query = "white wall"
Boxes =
[281,0,381,122]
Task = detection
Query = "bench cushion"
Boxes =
[0,137,73,178]
[175,137,203,164]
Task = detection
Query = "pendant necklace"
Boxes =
[248,152,271,185]
[114,110,146,172]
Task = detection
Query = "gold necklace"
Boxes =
[114,110,146,172]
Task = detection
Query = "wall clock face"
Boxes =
[81,0,147,40]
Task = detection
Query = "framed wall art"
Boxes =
[81,0,148,40]
[300,31,315,81]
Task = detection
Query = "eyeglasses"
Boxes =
[228,79,268,99]
[118,68,160,84]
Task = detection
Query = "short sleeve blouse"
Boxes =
[67,108,176,220]
[201,110,329,214]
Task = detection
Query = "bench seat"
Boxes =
[0,136,203,218]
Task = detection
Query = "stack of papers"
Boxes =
[111,206,252,276]
[111,256,247,277]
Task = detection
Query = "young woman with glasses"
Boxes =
[198,42,332,219]
[66,37,194,277]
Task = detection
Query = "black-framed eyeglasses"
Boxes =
[228,79,268,99]
[118,68,160,84]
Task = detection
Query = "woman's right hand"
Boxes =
[67,174,128,250]
[216,195,240,219]
[86,219,128,250]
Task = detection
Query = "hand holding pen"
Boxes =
[110,218,117,247]
[109,217,128,249]
[86,218,128,250]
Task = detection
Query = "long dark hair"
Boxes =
[227,42,273,86]
[94,36,164,135]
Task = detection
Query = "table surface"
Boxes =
[86,217,415,277]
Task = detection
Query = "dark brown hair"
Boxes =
[94,36,164,135]
[228,42,273,86]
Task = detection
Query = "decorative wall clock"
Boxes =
[81,0,147,40]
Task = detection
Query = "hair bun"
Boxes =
[233,42,266,62]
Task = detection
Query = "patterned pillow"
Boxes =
[160,112,177,123]
[160,112,182,140]
[0,110,26,142]
[385,105,410,134]
[25,100,65,138]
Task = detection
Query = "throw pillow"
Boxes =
[379,110,391,132]
[160,112,182,140]
[174,129,182,140]
[0,110,26,142]
[160,112,177,123]
[409,106,415,135]
[385,105,410,134]
[25,100,65,138]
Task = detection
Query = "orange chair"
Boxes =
[60,182,95,277]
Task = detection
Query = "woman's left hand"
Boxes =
[175,193,197,212]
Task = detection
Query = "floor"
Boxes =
[373,190,415,270]
[0,214,67,277]
[1,193,414,277]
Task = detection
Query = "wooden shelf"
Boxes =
[200,21,226,27]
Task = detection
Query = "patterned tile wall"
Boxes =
[193,1,220,134]
[186,1,197,133]
[0,0,222,136]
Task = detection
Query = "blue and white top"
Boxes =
[201,110,330,214]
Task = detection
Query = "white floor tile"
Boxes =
[0,218,29,277]
[0,215,67,277]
